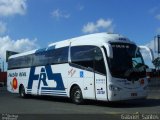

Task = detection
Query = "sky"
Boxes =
[0,0,160,70]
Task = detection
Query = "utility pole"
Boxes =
[0,58,4,72]
[0,58,1,72]
[3,61,4,72]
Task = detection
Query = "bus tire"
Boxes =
[19,85,27,98]
[70,86,84,104]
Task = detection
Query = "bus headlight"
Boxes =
[109,85,121,91]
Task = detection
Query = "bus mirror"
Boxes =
[139,46,154,62]
[104,43,113,58]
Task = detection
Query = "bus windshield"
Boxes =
[108,43,146,80]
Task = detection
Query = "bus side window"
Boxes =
[71,46,95,70]
[94,48,106,75]
[71,46,106,75]
[46,47,69,64]
[8,54,33,69]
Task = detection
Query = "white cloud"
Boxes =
[0,0,27,17]
[97,19,112,28]
[51,9,70,20]
[82,18,114,33]
[82,22,98,33]
[0,36,39,59]
[0,21,6,34]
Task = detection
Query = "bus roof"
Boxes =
[49,32,135,47]
[9,32,135,59]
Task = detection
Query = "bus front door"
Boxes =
[83,70,95,100]
[94,74,107,100]
[93,47,108,100]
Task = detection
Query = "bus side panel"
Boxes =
[7,63,103,100]
[22,64,69,97]
[7,64,71,97]
[7,68,30,94]
[48,64,88,98]
[68,68,95,99]
[39,64,69,97]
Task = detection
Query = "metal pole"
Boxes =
[0,58,1,72]
[3,61,4,72]
[0,63,1,72]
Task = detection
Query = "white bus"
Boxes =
[7,33,153,104]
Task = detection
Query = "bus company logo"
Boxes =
[68,68,76,77]
[11,77,18,90]
[27,65,65,90]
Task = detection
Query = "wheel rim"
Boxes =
[21,91,24,97]
[74,90,81,103]
[20,87,25,97]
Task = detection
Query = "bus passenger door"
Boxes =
[94,73,107,100]
[94,48,107,100]
[83,70,95,99]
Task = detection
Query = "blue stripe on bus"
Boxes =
[41,92,67,95]
[41,90,66,93]
[41,93,67,96]
[27,89,66,92]
[41,87,66,90]
[41,92,66,95]
[26,91,67,96]
[26,89,67,96]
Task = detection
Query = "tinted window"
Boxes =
[46,47,69,64]
[32,47,69,66]
[94,48,106,75]
[108,43,145,79]
[71,46,95,69]
[8,46,69,69]
[71,46,106,75]
[8,54,33,69]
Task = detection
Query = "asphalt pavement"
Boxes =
[0,86,160,120]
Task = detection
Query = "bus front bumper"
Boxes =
[108,89,148,101]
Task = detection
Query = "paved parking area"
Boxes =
[0,86,160,120]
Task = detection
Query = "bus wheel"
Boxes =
[71,86,84,104]
[19,85,26,98]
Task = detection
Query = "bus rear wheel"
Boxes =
[19,85,26,98]
[71,86,84,104]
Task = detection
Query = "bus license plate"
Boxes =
[131,93,137,96]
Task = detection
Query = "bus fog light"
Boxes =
[109,85,121,91]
